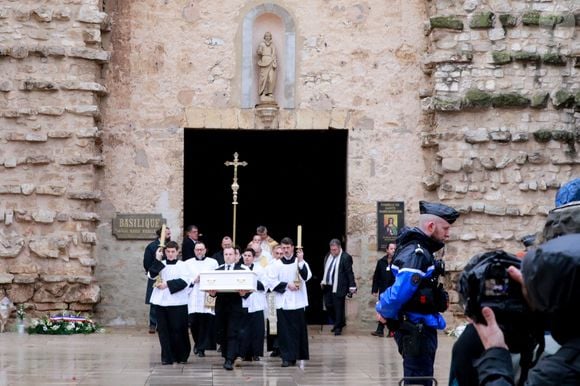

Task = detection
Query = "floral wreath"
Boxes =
[27,312,103,335]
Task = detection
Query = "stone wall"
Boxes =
[2,0,579,330]
[421,0,580,321]
[0,0,108,319]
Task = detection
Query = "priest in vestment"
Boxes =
[267,237,312,367]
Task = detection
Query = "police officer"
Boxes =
[472,233,580,385]
[376,201,459,386]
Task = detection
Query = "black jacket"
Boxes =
[322,251,356,297]
[371,255,395,294]
[476,337,580,386]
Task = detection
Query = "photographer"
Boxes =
[376,201,459,385]
[473,234,580,386]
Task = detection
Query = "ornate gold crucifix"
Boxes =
[225,152,247,245]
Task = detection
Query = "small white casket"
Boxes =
[199,270,257,292]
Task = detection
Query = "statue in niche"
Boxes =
[257,31,277,104]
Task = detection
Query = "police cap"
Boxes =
[419,201,460,224]
[522,233,580,313]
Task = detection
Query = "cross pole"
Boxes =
[224,152,247,246]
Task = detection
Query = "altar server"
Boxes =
[267,237,312,367]
[148,241,192,365]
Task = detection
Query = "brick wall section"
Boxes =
[421,0,580,322]
[0,1,109,317]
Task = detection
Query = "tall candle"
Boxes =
[297,225,302,247]
[159,224,167,247]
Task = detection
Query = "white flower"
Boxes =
[51,325,59,331]
[30,319,39,327]
[66,323,75,331]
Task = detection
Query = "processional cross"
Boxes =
[225,152,247,245]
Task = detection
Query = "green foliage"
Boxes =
[27,313,103,335]
[430,16,464,30]
[499,14,517,28]
[522,11,541,25]
[512,51,540,62]
[492,51,512,64]
[491,93,530,108]
[470,12,494,29]
[542,53,566,66]
[533,130,552,143]
[463,89,492,108]
[530,93,549,109]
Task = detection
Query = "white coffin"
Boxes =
[199,270,257,292]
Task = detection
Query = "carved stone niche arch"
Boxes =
[241,3,295,109]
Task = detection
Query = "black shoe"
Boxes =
[371,331,384,337]
[223,360,233,370]
[242,356,252,361]
[197,350,205,357]
[252,356,260,361]
[334,328,342,336]
[149,326,156,334]
[270,349,280,357]
[289,360,296,366]
[281,360,290,367]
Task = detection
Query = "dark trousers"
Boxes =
[322,285,346,330]
[376,321,385,334]
[394,323,437,386]
[215,306,243,361]
[154,304,191,364]
[189,313,216,351]
[277,308,309,361]
[239,310,265,358]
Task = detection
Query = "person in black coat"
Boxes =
[320,239,357,336]
[371,242,396,337]
[181,224,200,261]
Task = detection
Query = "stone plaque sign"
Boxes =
[112,213,165,240]
[377,201,405,251]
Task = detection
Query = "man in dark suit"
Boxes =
[181,225,200,261]
[320,238,357,336]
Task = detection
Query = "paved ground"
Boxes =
[0,326,454,385]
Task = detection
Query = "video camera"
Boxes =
[458,250,542,354]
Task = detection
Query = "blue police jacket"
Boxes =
[375,227,447,329]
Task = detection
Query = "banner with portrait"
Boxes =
[377,201,405,251]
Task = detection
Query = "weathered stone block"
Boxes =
[499,14,517,28]
[0,185,21,194]
[470,12,494,29]
[66,105,99,116]
[32,210,55,223]
[39,106,65,116]
[21,184,35,195]
[71,212,100,222]
[551,90,575,108]
[8,264,39,274]
[48,130,72,138]
[522,11,541,26]
[6,284,33,303]
[422,96,463,111]
[539,14,564,29]
[422,175,440,191]
[421,133,439,147]
[32,7,52,22]
[0,80,12,92]
[26,155,52,164]
[463,89,492,109]
[21,80,58,92]
[68,47,110,62]
[80,232,97,245]
[4,209,14,225]
[491,51,512,64]
[542,53,566,66]
[68,191,101,202]
[530,93,549,109]
[36,185,66,196]
[533,130,552,143]
[442,158,463,172]
[430,16,464,30]
[512,51,540,63]
[484,205,506,216]
[79,257,97,267]
[489,130,511,142]
[61,81,107,95]
[464,128,490,144]
[0,273,15,284]
[29,237,63,258]
[65,284,100,304]
[69,303,94,311]
[25,133,47,142]
[0,230,25,258]
[14,274,38,284]
[491,93,530,108]
[77,5,108,24]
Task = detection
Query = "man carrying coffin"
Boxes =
[267,237,312,367]
[184,242,218,358]
[208,247,251,370]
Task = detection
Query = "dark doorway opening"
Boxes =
[184,129,348,325]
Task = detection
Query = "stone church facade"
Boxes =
[1,0,578,328]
